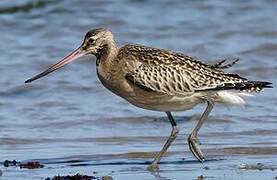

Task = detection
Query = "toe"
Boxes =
[188,136,205,162]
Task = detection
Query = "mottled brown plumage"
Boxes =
[25,28,272,171]
[122,45,252,94]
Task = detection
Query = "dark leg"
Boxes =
[188,101,214,162]
[148,112,179,171]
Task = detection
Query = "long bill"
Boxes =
[25,47,85,83]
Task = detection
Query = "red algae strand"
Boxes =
[19,161,44,169]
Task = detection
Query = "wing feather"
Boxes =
[122,44,271,95]
[126,64,192,95]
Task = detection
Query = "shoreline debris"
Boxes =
[3,160,44,169]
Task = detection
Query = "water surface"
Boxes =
[0,0,277,179]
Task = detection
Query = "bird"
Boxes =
[25,28,272,171]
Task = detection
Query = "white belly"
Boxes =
[124,93,204,112]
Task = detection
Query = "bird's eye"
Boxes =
[88,38,95,44]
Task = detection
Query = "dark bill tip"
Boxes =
[25,79,33,83]
[24,47,85,84]
[25,69,54,83]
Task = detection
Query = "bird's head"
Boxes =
[82,28,115,56]
[25,28,114,83]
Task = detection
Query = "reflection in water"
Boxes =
[0,0,276,179]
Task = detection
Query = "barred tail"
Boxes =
[216,81,272,105]
[245,81,273,92]
[226,81,272,92]
[196,81,273,92]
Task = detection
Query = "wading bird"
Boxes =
[25,28,272,170]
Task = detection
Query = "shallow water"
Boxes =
[0,0,277,179]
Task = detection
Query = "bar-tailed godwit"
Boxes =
[25,28,272,170]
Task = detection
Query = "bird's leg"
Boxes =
[188,101,214,162]
[148,112,179,171]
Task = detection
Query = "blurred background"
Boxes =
[0,0,276,179]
